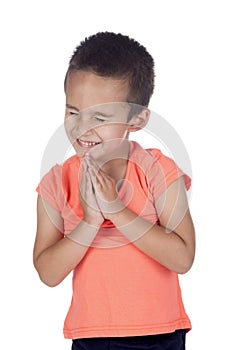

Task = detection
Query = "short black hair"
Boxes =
[64,32,155,107]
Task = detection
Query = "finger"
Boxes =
[81,158,88,179]
[85,155,99,174]
[86,156,110,184]
[86,170,104,215]
[81,171,97,210]
[87,167,95,193]
[80,160,86,188]
[80,160,95,199]
[89,158,112,180]
[88,165,101,189]
[88,162,111,191]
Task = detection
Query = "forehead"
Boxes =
[66,70,130,110]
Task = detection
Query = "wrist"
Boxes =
[103,200,126,221]
[107,205,131,224]
[109,207,153,242]
[83,216,104,228]
[66,220,100,246]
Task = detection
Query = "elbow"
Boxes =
[39,274,60,288]
[177,255,195,275]
[33,259,62,288]
[176,240,196,274]
[177,264,192,275]
[37,270,63,288]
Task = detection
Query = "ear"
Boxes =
[128,108,150,132]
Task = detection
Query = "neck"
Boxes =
[103,158,129,186]
[101,142,130,181]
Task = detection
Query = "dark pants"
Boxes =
[72,329,186,350]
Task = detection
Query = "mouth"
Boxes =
[77,139,102,149]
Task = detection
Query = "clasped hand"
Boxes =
[79,154,125,226]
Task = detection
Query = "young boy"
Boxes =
[33,32,195,350]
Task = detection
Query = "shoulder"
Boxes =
[36,154,81,211]
[45,154,81,177]
[37,155,81,193]
[130,142,191,196]
[146,148,178,174]
[60,154,81,186]
[130,141,170,170]
[148,149,191,196]
[39,155,80,183]
[146,148,164,161]
[129,141,159,166]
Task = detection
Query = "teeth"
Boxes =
[79,139,100,147]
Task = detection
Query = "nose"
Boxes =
[77,121,93,136]
[77,115,99,138]
[65,114,93,142]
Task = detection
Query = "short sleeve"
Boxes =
[147,149,191,200]
[36,165,63,211]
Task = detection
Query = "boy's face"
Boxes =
[65,71,132,160]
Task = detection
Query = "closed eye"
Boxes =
[95,116,106,122]
[69,112,80,116]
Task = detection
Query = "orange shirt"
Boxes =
[36,141,192,339]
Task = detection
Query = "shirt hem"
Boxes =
[63,319,192,339]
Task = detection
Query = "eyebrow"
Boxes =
[66,104,80,112]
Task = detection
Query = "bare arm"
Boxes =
[86,153,196,275]
[33,160,104,287]
[33,196,100,287]
[109,177,195,274]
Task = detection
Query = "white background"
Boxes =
[0,0,233,349]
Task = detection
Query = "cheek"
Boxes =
[98,125,128,140]
[64,116,86,142]
[64,116,76,141]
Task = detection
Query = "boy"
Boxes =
[33,32,195,350]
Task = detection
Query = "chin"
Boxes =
[89,145,123,164]
[72,144,86,158]
[72,143,102,159]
